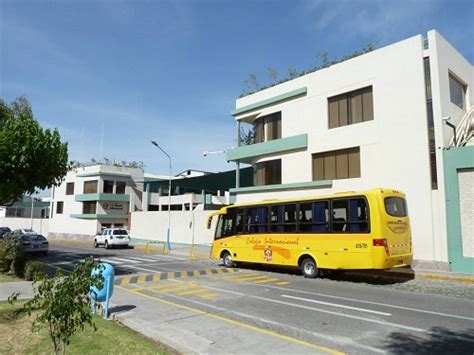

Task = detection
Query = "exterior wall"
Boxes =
[231,30,473,266]
[443,146,474,273]
[0,217,49,235]
[130,210,217,245]
[48,165,144,238]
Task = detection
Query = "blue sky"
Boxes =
[1,0,473,176]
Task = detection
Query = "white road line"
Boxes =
[281,295,392,316]
[170,280,425,333]
[237,281,474,322]
[161,283,386,354]
[127,265,162,273]
[101,257,140,264]
[126,256,161,262]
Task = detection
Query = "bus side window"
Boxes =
[347,198,369,232]
[216,210,236,239]
[332,199,348,232]
[312,201,329,232]
[235,209,245,234]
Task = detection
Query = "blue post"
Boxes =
[104,275,110,320]
[166,228,171,251]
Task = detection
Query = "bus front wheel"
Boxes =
[222,252,234,268]
[301,258,318,278]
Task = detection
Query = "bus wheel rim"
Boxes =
[225,254,232,265]
[305,262,315,275]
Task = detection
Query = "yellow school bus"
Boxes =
[207,188,412,278]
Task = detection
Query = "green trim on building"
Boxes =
[230,180,332,194]
[70,214,129,220]
[75,193,130,202]
[230,87,307,116]
[443,146,474,273]
[76,171,132,178]
[12,201,50,208]
[226,134,308,163]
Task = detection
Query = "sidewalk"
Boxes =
[0,281,34,301]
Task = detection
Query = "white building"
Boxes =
[48,165,144,239]
[226,30,473,270]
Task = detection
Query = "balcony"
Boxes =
[75,193,130,202]
[70,214,128,220]
[226,134,308,164]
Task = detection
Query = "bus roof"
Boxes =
[215,187,405,214]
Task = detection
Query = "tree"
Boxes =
[267,67,278,84]
[0,97,68,204]
[24,257,103,355]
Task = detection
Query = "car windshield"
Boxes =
[22,234,46,242]
[113,230,128,235]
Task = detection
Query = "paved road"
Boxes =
[44,242,474,354]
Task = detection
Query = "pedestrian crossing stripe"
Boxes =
[114,267,238,286]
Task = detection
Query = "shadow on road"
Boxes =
[109,304,136,316]
[383,327,474,354]
[229,262,414,285]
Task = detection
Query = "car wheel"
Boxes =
[94,239,98,248]
[222,251,234,268]
[105,240,110,249]
[300,257,318,278]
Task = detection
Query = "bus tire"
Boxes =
[300,258,318,278]
[222,251,234,268]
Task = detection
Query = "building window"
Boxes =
[328,86,373,129]
[82,201,96,214]
[254,159,281,186]
[66,183,74,195]
[254,112,281,143]
[56,202,64,214]
[83,180,98,194]
[449,73,466,110]
[424,58,438,189]
[312,147,360,181]
[103,180,114,193]
[116,181,126,194]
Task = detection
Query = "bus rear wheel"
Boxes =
[222,252,234,268]
[300,258,318,278]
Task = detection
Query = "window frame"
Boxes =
[83,180,98,194]
[328,86,374,129]
[115,181,126,194]
[103,180,114,194]
[56,201,64,214]
[329,196,371,234]
[65,182,74,195]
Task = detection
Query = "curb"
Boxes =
[114,267,238,286]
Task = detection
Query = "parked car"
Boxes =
[13,228,36,235]
[18,234,49,256]
[94,228,130,249]
[0,227,11,238]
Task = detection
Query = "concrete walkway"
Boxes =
[0,281,34,301]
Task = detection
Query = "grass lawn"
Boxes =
[0,273,21,282]
[0,301,173,355]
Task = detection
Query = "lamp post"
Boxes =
[151,140,172,252]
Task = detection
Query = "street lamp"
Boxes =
[151,140,172,252]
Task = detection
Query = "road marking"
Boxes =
[118,286,344,355]
[254,278,281,284]
[281,295,392,316]
[252,283,474,322]
[127,256,160,262]
[275,281,291,285]
[127,265,161,273]
[175,288,209,296]
[199,293,219,299]
[169,280,424,333]
[251,296,425,333]
[161,284,385,354]
[228,275,270,282]
[224,273,260,279]
[151,284,198,294]
[103,257,141,264]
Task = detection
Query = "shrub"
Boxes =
[0,238,21,272]
[25,260,46,281]
[12,251,31,278]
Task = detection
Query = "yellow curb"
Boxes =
[415,273,474,283]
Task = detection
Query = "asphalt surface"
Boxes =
[43,242,474,354]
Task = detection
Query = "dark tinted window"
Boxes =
[215,209,236,239]
[235,209,245,234]
[331,198,369,233]
[246,206,268,233]
[270,204,297,232]
[104,180,114,193]
[66,182,74,195]
[113,229,128,235]
[299,201,329,233]
[116,181,126,194]
[384,197,407,217]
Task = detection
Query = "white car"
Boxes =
[94,228,130,249]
